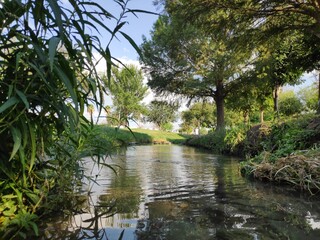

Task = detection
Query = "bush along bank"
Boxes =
[186,114,320,194]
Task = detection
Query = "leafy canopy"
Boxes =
[107,64,148,126]
[279,90,303,116]
[140,10,251,130]
[145,100,178,130]
[181,102,216,132]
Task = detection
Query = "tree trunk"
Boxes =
[214,81,225,131]
[243,111,249,125]
[260,106,264,123]
[273,84,280,117]
[317,71,320,114]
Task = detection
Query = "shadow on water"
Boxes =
[38,145,320,240]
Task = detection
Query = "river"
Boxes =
[41,145,320,239]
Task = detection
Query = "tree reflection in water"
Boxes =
[38,146,320,240]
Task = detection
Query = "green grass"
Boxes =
[132,128,190,144]
[90,125,190,146]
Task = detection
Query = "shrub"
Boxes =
[278,90,303,116]
[187,129,227,153]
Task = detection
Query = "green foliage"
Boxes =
[166,0,319,121]
[145,100,178,130]
[263,115,318,158]
[162,122,174,132]
[298,83,318,112]
[226,70,274,124]
[278,90,303,116]
[173,1,320,44]
[148,1,320,131]
[187,124,248,155]
[179,122,194,134]
[199,128,208,135]
[224,124,248,153]
[0,179,42,238]
[187,114,320,160]
[224,109,247,127]
[181,102,215,133]
[140,10,251,130]
[243,33,305,115]
[106,65,148,126]
[187,129,227,153]
[240,114,320,163]
[1,208,39,239]
[0,0,145,236]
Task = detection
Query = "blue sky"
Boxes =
[90,1,160,126]
[107,0,160,60]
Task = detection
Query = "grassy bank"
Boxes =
[186,114,320,194]
[87,125,190,148]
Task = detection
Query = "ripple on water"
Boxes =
[39,145,320,240]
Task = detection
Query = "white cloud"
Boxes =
[93,53,142,73]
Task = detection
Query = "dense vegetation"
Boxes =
[241,115,320,193]
[1,0,320,238]
[0,0,148,238]
[104,64,148,127]
[186,114,320,194]
[145,100,179,131]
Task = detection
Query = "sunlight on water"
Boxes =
[40,145,320,240]
[306,212,320,230]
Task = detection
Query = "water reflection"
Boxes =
[40,145,320,240]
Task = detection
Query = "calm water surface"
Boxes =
[42,145,320,239]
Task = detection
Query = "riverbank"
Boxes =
[186,114,320,194]
[86,125,190,148]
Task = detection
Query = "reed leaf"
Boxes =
[0,0,148,237]
[0,97,19,114]
[28,122,36,174]
[120,31,144,60]
[47,0,66,40]
[9,127,22,161]
[48,36,60,71]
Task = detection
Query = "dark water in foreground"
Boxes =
[41,145,320,239]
